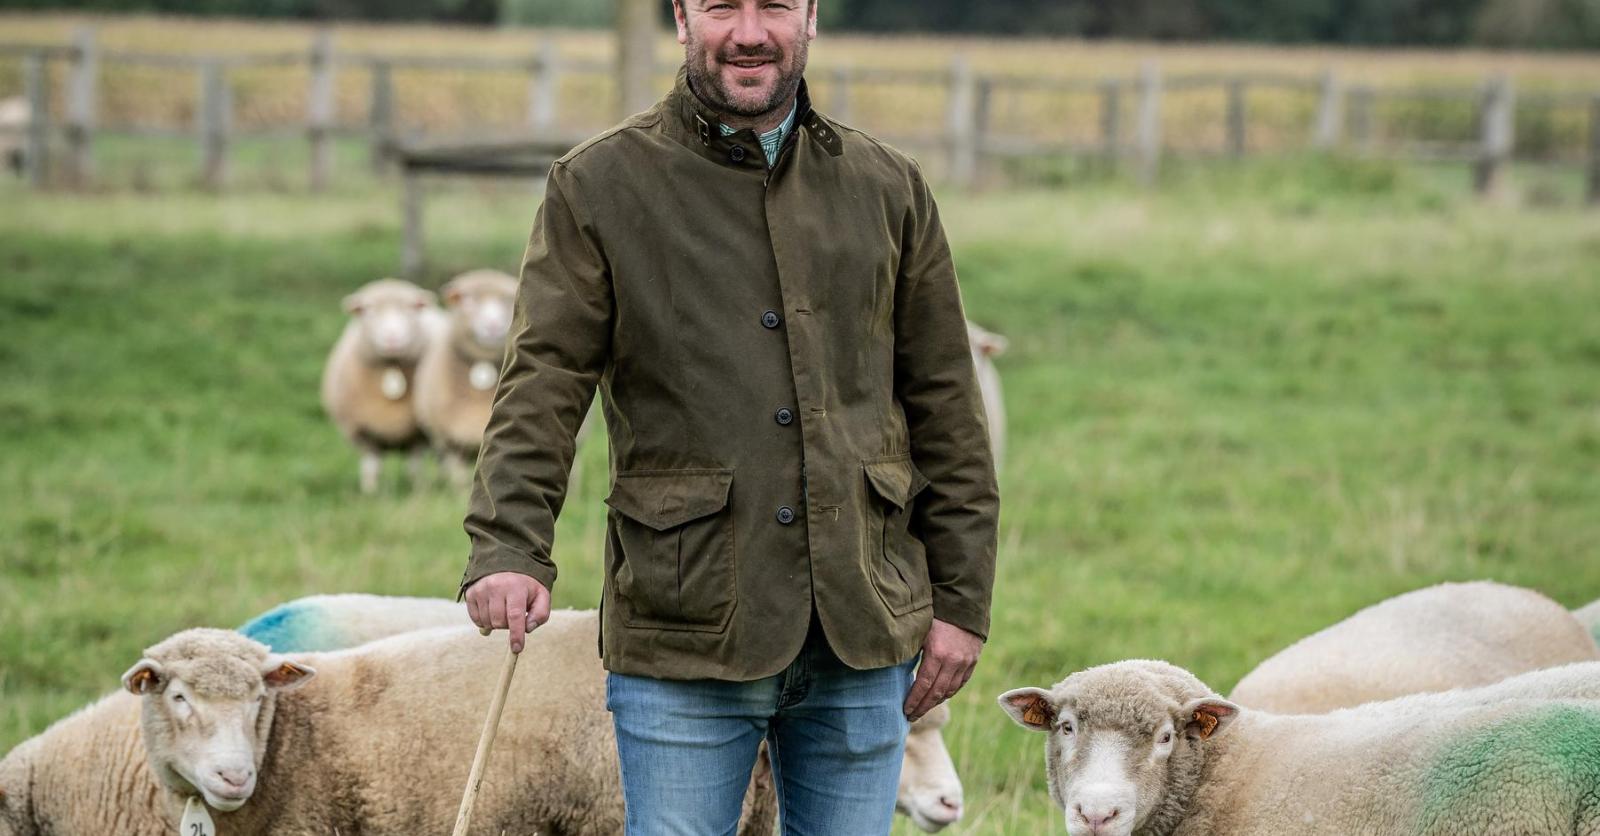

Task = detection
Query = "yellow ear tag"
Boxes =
[1022,698,1052,727]
[181,796,216,836]
[1194,710,1220,739]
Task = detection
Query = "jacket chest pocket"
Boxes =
[862,456,932,616]
[605,469,737,633]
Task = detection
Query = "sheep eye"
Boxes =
[171,693,186,703]
[1060,722,1074,735]
[1159,731,1173,745]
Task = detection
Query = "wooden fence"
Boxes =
[3,28,1599,202]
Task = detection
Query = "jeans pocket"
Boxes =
[606,468,737,632]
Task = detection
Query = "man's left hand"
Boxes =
[903,618,984,721]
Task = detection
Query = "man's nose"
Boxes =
[731,4,768,47]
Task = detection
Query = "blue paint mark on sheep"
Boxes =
[239,602,332,652]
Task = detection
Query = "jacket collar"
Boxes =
[663,64,843,170]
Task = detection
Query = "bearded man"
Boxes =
[458,1,999,831]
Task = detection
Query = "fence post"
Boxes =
[947,55,978,188]
[22,51,49,189]
[402,169,425,279]
[1100,78,1122,162]
[307,30,336,192]
[830,66,852,124]
[616,0,658,119]
[1587,95,1599,207]
[197,60,231,190]
[1312,69,1342,150]
[527,37,560,135]
[368,60,394,174]
[1474,73,1514,198]
[65,26,97,188]
[1225,77,1247,157]
[1348,85,1374,152]
[1135,61,1162,186]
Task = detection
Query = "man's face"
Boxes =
[675,0,818,119]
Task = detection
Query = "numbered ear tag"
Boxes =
[181,796,216,836]
[380,368,408,400]
[469,361,498,392]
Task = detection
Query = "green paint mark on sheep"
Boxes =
[1417,704,1600,834]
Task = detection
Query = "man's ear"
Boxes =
[673,0,690,44]
[1181,697,1240,741]
[122,659,166,695]
[998,687,1057,731]
[807,0,819,39]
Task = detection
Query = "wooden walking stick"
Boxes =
[451,626,520,836]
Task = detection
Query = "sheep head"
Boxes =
[999,660,1238,836]
[441,269,518,354]
[121,629,315,813]
[342,278,437,362]
[897,701,964,832]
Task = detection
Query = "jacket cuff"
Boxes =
[931,587,990,642]
[457,544,558,602]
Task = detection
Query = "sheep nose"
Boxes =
[939,795,963,815]
[216,768,253,790]
[1075,803,1120,830]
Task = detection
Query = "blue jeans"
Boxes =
[606,627,918,835]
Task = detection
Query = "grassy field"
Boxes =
[2,157,1600,832]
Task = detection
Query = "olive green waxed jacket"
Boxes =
[460,67,999,680]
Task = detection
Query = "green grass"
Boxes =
[2,157,1599,833]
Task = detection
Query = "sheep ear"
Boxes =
[1182,698,1239,741]
[979,332,1009,357]
[122,659,166,695]
[441,280,465,307]
[998,687,1057,731]
[263,658,317,691]
[342,292,366,315]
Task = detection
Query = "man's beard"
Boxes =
[685,36,808,119]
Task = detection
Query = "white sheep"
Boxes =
[236,594,967,831]
[319,278,444,494]
[412,268,520,485]
[999,658,1600,836]
[1229,581,1600,713]
[0,96,27,177]
[238,592,465,651]
[1576,598,1600,644]
[967,320,1008,466]
[0,616,781,835]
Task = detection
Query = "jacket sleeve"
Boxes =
[458,161,612,599]
[892,160,1001,640]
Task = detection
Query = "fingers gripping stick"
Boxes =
[451,627,520,836]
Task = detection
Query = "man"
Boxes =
[459,0,998,831]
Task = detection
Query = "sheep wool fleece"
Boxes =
[460,65,1000,681]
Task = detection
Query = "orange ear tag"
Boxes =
[1022,698,1052,728]
[1194,710,1220,739]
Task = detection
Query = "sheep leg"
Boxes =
[360,450,382,495]
[407,446,431,491]
[443,450,472,489]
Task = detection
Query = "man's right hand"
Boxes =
[464,571,551,654]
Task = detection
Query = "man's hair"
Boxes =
[675,0,816,12]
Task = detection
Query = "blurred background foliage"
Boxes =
[0,0,1597,48]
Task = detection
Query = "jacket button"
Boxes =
[776,506,796,525]
[761,310,781,329]
[775,408,794,426]
[730,146,746,162]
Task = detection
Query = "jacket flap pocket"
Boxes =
[606,469,734,531]
[863,456,930,512]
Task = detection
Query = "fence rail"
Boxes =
[2,28,1598,203]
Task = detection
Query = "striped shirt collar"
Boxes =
[719,101,798,168]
